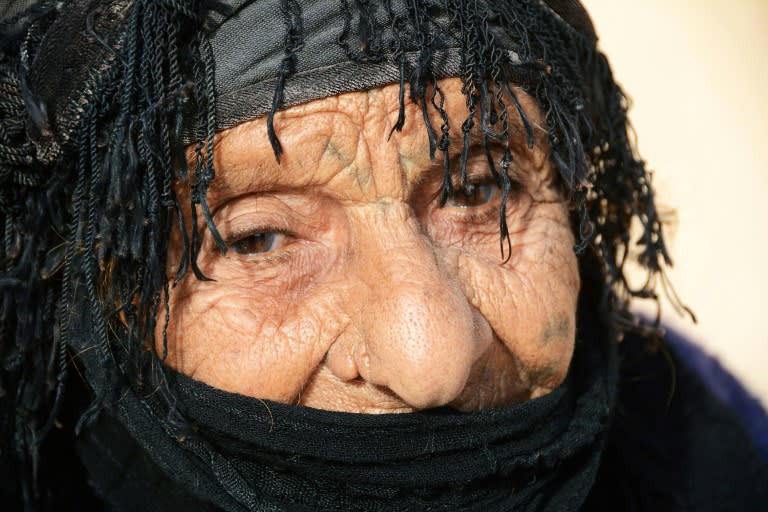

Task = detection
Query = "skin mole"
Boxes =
[539,315,571,345]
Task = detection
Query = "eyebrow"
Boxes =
[444,122,542,173]
[202,158,281,211]
[444,109,544,156]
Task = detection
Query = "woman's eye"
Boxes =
[228,231,289,255]
[446,182,498,208]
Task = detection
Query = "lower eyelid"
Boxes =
[463,208,499,224]
[222,241,328,289]
[432,202,499,227]
[234,249,294,265]
[455,207,500,226]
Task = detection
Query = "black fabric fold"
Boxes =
[79,318,617,512]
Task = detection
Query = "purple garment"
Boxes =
[664,327,768,463]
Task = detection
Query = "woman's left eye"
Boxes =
[446,182,499,208]
[228,231,290,255]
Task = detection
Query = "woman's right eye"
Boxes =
[228,231,290,255]
[445,182,499,209]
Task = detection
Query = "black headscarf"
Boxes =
[0,1,680,509]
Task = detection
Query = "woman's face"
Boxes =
[162,78,579,413]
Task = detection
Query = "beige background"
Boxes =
[582,0,768,404]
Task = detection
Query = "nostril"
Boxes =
[325,347,361,382]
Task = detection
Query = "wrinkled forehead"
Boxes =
[197,79,553,204]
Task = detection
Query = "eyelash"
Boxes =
[441,169,519,224]
[445,181,498,208]
[225,225,295,256]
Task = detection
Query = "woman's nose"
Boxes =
[326,207,492,409]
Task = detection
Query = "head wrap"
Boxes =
[0,0,682,509]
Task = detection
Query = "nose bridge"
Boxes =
[346,205,485,409]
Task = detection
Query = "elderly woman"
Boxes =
[1,0,766,510]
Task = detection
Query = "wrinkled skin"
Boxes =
[162,78,579,414]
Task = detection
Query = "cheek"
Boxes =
[452,207,579,392]
[158,208,348,400]
[162,272,350,402]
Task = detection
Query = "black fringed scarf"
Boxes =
[0,1,687,510]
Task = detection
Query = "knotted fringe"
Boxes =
[0,1,231,508]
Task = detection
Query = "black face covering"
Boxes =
[78,319,617,511]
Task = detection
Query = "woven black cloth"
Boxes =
[5,327,765,511]
[71,313,614,511]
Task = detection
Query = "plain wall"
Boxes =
[583,0,768,404]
